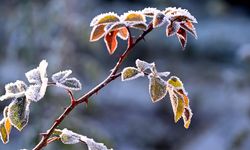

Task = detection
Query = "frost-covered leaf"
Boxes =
[182,107,193,129]
[148,74,167,103]
[0,119,9,144]
[135,59,154,72]
[25,60,48,84]
[25,79,48,102]
[0,80,27,101]
[153,12,167,28]
[8,97,30,131]
[56,78,82,91]
[157,72,170,78]
[166,22,180,37]
[167,76,192,128]
[60,128,112,150]
[117,27,129,40]
[3,107,12,136]
[121,67,144,81]
[176,28,187,49]
[122,11,146,23]
[130,22,148,31]
[90,12,120,27]
[180,21,197,39]
[90,25,106,42]
[142,7,159,17]
[52,70,72,83]
[104,30,119,55]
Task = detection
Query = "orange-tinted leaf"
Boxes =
[105,22,126,33]
[4,118,11,136]
[117,27,129,40]
[180,21,197,39]
[166,22,180,37]
[90,25,106,42]
[104,30,119,54]
[148,74,167,103]
[177,28,187,49]
[122,11,146,22]
[153,12,167,28]
[183,107,192,129]
[0,119,8,144]
[90,12,120,27]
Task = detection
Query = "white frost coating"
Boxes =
[0,80,27,101]
[121,67,144,82]
[157,72,170,78]
[25,60,48,102]
[142,7,160,17]
[135,59,154,72]
[90,12,120,27]
[56,77,82,91]
[152,12,169,28]
[52,70,72,83]
[120,10,146,23]
[164,7,197,23]
[60,128,112,150]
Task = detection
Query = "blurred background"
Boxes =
[1,0,250,149]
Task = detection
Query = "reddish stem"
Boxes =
[32,23,153,150]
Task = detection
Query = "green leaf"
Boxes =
[8,97,30,131]
[148,74,167,103]
[0,119,9,144]
[121,67,144,81]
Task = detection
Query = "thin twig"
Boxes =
[33,23,153,150]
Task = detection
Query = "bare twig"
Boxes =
[33,23,153,150]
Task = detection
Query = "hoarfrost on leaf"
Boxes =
[152,12,168,28]
[0,119,9,144]
[25,81,48,102]
[52,70,72,83]
[121,11,146,23]
[59,128,112,150]
[56,78,82,91]
[135,59,154,72]
[121,67,144,81]
[142,7,159,17]
[148,74,167,103]
[0,80,27,101]
[90,12,120,27]
[8,96,30,131]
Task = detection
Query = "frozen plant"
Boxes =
[0,7,197,150]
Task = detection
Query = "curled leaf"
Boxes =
[8,97,30,131]
[122,11,146,23]
[104,30,119,54]
[183,107,193,129]
[90,12,120,27]
[90,25,106,42]
[117,27,129,40]
[52,70,72,83]
[56,78,82,91]
[148,74,167,103]
[177,28,187,49]
[130,22,148,31]
[153,12,167,28]
[121,67,144,81]
[3,107,12,136]
[25,60,48,84]
[180,21,197,39]
[166,22,180,37]
[0,80,27,101]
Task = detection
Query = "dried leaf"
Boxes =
[180,21,197,39]
[8,97,30,131]
[135,59,154,72]
[104,30,119,54]
[56,78,82,91]
[183,107,193,129]
[121,67,144,81]
[3,107,12,136]
[0,80,27,101]
[177,28,187,49]
[90,12,120,27]
[117,27,129,40]
[122,11,146,22]
[166,22,180,37]
[148,74,167,103]
[90,25,106,42]
[0,119,9,144]
[52,70,72,83]
[153,12,167,28]
[60,128,112,150]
